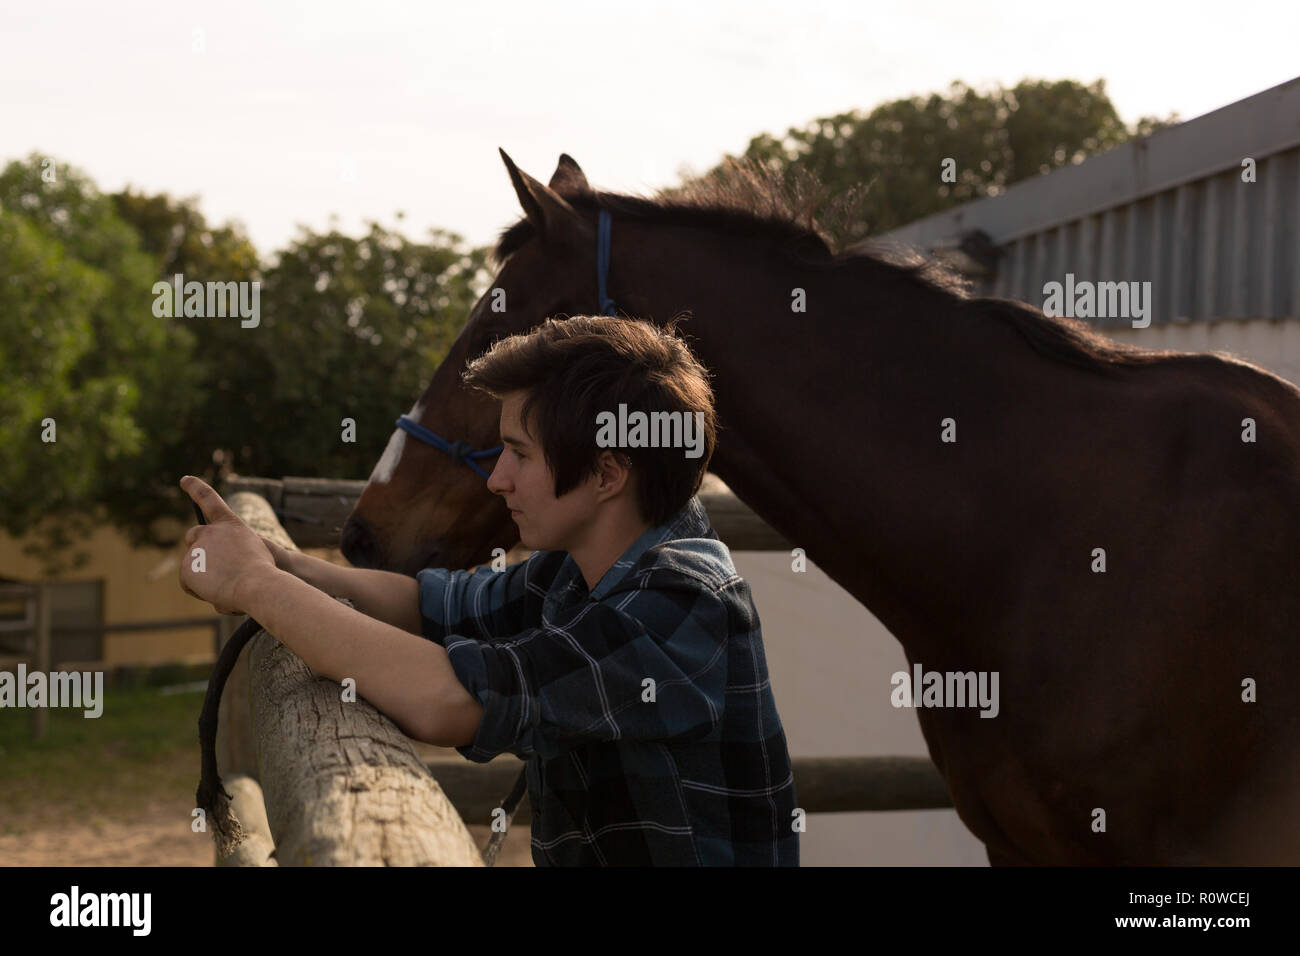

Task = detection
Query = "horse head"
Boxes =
[342,151,643,574]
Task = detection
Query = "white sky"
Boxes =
[4,0,1297,256]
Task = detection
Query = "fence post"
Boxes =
[214,490,483,866]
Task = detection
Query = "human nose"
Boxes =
[486,456,510,495]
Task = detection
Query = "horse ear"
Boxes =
[499,148,590,247]
[548,154,591,197]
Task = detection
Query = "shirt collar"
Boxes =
[578,495,711,602]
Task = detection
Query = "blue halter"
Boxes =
[396,207,617,480]
[394,415,501,479]
[596,207,616,317]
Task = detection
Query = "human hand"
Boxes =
[178,476,276,615]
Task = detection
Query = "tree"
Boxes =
[229,221,487,482]
[110,188,268,490]
[679,79,1180,248]
[0,154,201,575]
[1,156,489,575]
[111,193,490,485]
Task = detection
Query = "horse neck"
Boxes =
[632,230,1010,646]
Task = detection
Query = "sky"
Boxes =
[3,0,1297,257]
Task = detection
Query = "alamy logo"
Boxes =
[1042,273,1151,328]
[0,665,103,717]
[49,886,151,936]
[152,272,260,328]
[595,404,705,459]
[891,664,999,718]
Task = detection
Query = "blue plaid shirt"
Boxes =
[416,495,799,866]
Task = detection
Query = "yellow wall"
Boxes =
[0,515,215,667]
[0,511,522,668]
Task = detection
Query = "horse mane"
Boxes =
[491,157,1176,374]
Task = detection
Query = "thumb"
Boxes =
[181,475,237,524]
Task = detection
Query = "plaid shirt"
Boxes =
[416,495,799,866]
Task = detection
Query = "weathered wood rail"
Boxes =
[224,472,792,551]
[428,755,952,826]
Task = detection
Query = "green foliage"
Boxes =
[686,78,1180,248]
[112,188,261,282]
[238,222,485,481]
[0,155,487,573]
[0,155,201,575]
[0,680,204,826]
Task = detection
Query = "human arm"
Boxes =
[238,567,483,746]
[270,543,423,636]
[178,476,480,745]
[265,539,564,641]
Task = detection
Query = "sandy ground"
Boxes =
[0,801,535,867]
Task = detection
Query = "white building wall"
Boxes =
[1104,317,1300,389]
[734,552,989,866]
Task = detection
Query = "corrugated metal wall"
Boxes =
[989,146,1300,328]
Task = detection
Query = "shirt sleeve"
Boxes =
[440,571,730,762]
[416,550,563,646]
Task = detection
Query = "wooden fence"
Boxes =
[0,582,223,741]
[223,473,792,550]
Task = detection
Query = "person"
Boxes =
[179,314,799,866]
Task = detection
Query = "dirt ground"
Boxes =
[0,799,535,867]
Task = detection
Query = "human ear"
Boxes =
[595,451,631,493]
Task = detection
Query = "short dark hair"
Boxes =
[462,315,718,526]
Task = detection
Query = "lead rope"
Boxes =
[481,766,528,865]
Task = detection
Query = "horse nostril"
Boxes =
[341,515,379,568]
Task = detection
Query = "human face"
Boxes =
[486,391,599,553]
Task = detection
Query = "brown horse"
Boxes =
[343,151,1300,865]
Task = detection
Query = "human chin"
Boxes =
[512,514,531,548]
[514,513,546,549]
[519,518,561,552]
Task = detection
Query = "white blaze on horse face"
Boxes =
[369,398,426,485]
